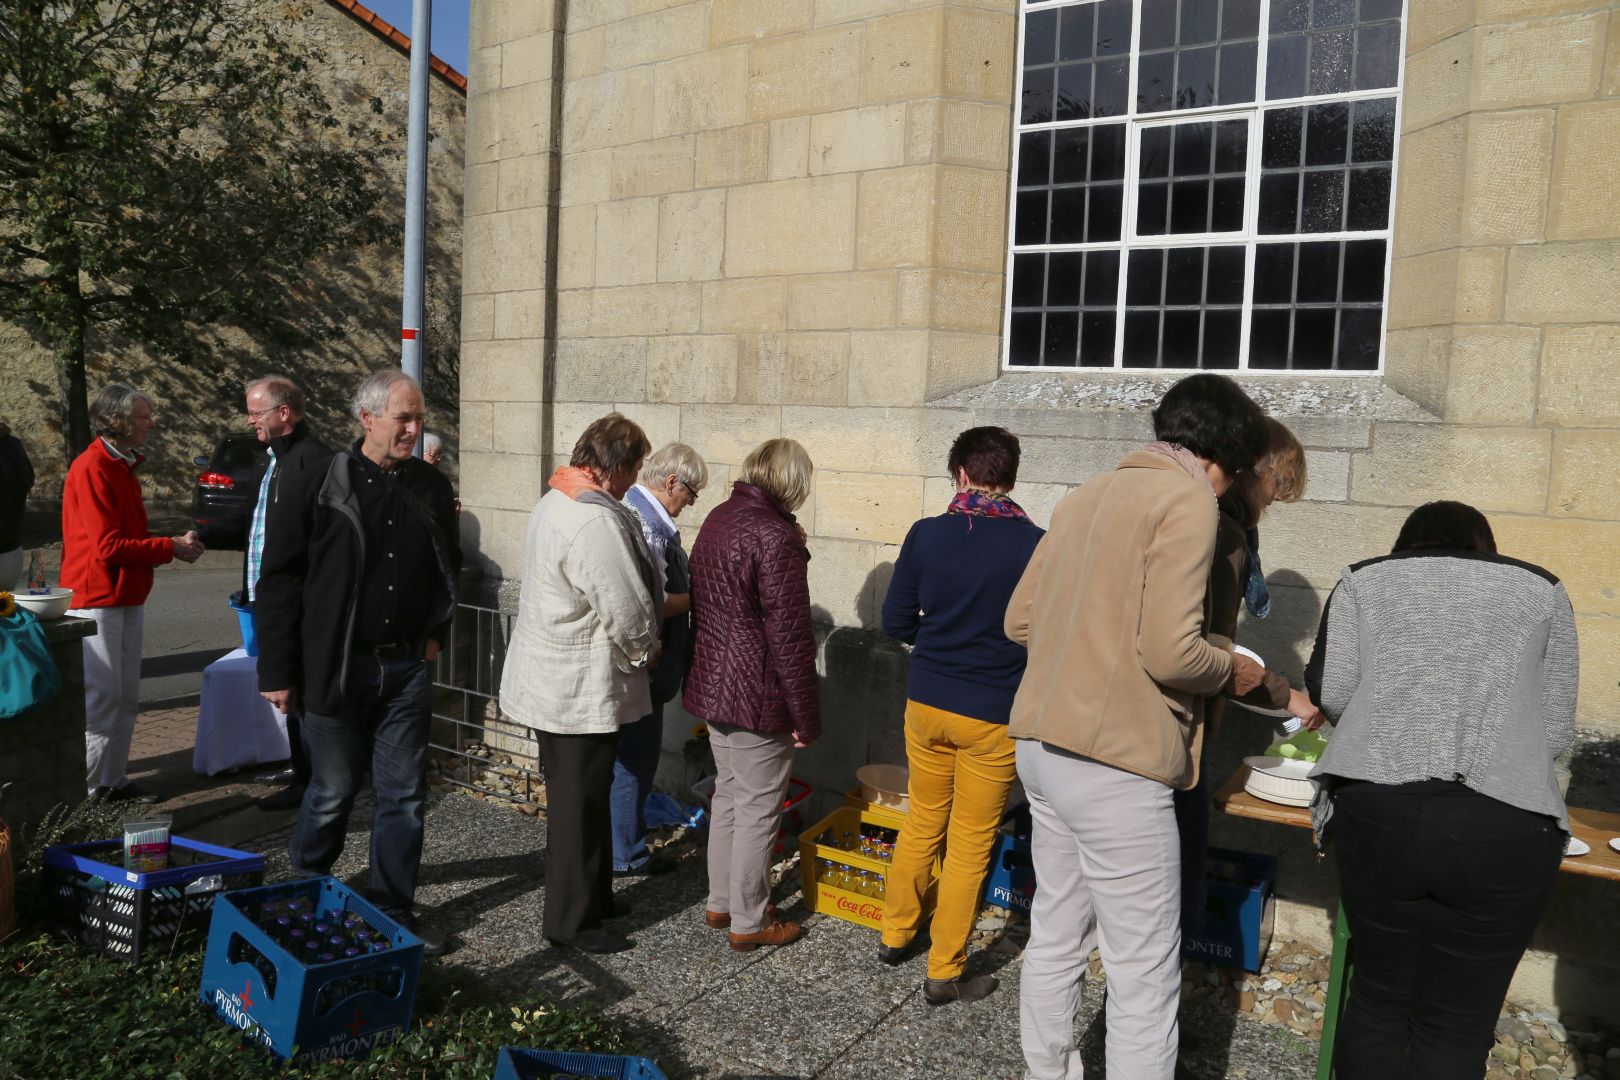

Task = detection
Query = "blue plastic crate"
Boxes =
[1182,847,1276,972]
[981,803,1035,914]
[43,836,265,963]
[493,1046,667,1080]
[198,876,423,1065]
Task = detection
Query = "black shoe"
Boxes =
[549,929,633,954]
[255,766,296,785]
[396,914,454,958]
[877,931,929,966]
[612,851,676,877]
[256,785,305,811]
[107,782,160,805]
[923,974,999,1006]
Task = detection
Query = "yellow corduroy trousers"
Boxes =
[881,699,1017,980]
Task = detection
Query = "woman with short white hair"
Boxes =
[612,442,709,876]
[60,385,204,802]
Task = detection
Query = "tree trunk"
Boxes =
[52,253,90,462]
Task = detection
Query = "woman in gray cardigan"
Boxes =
[1305,501,1577,1080]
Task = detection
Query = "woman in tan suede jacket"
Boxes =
[1008,373,1268,1080]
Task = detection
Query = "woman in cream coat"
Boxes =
[501,413,658,955]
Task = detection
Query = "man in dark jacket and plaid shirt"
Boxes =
[256,369,461,956]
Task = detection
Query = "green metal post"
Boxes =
[1315,902,1354,1080]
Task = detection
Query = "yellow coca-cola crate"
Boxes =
[798,806,936,931]
[841,788,908,831]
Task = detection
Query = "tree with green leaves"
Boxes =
[0,0,391,458]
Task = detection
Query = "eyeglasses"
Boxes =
[246,405,284,421]
[679,479,700,503]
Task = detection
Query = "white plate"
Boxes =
[1610,837,1620,854]
[1233,644,1264,666]
[1244,754,1316,781]
[1565,837,1590,857]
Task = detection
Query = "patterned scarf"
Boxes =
[946,489,1031,522]
[1143,441,1216,496]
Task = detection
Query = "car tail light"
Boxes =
[197,471,235,490]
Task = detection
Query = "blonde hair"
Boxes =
[1233,417,1307,526]
[739,438,814,513]
[640,442,708,492]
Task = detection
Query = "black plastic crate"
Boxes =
[43,836,265,963]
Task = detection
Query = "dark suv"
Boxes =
[191,433,267,550]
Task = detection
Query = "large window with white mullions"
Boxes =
[1004,0,1406,372]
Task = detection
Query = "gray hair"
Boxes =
[351,369,420,421]
[89,384,154,441]
[639,442,708,492]
[422,431,443,454]
[245,374,304,416]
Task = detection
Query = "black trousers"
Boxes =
[540,729,619,943]
[1331,781,1563,1080]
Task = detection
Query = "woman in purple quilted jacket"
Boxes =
[684,437,819,952]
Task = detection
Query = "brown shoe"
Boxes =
[728,919,802,952]
[704,904,776,930]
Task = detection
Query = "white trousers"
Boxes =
[70,605,145,793]
[1017,739,1183,1080]
[704,722,794,936]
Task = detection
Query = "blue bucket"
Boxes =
[230,602,258,657]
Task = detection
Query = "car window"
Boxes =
[215,439,266,469]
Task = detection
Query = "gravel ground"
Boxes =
[253,790,1323,1079]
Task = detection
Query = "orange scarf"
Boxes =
[548,465,602,500]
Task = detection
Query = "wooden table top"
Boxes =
[1215,766,1620,883]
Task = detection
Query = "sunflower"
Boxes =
[0,591,14,619]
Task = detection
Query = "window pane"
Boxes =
[1088,183,1125,240]
[1016,190,1050,244]
[1215,119,1249,172]
[1051,186,1088,243]
[1217,41,1258,104]
[1092,124,1128,180]
[1137,183,1170,235]
[1203,309,1242,367]
[1355,23,1401,89]
[1178,45,1218,108]
[1141,0,1177,50]
[1053,127,1090,184]
[1057,62,1093,120]
[1024,8,1058,66]
[1181,0,1221,46]
[1045,311,1081,364]
[1140,120,1248,236]
[1342,239,1387,301]
[1138,52,1176,112]
[1346,165,1391,230]
[1098,0,1133,55]
[1022,67,1055,124]
[1085,250,1122,305]
[1262,108,1304,168]
[1314,0,1357,29]
[1211,177,1246,231]
[1081,311,1119,365]
[1013,253,1045,307]
[1019,131,1052,187]
[1266,34,1308,99]
[1258,173,1300,233]
[1224,0,1261,39]
[1163,310,1202,363]
[1060,4,1097,61]
[1337,307,1383,369]
[1166,247,1206,304]
[1308,28,1355,95]
[1305,103,1350,166]
[1272,0,1310,34]
[1207,245,1247,304]
[1141,127,1173,179]
[1171,179,1212,232]
[1174,123,1214,175]
[1094,58,1131,115]
[1127,249,1165,303]
[1124,311,1161,365]
[1301,170,1346,231]
[1297,241,1340,302]
[1010,313,1043,366]
[1250,310,1291,367]
[1048,252,1084,306]
[1254,244,1295,303]
[1293,309,1337,368]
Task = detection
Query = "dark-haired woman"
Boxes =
[1009,373,1269,1080]
[879,426,1045,1005]
[1306,501,1576,1080]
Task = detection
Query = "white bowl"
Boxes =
[1242,756,1316,806]
[856,763,910,812]
[14,588,74,621]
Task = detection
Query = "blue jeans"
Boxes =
[609,703,664,871]
[290,656,430,917]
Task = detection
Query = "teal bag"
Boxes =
[0,605,62,719]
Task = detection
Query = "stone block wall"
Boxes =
[459,0,1620,1020]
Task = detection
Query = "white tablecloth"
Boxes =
[192,648,290,776]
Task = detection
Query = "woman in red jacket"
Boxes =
[60,385,203,801]
[684,438,819,952]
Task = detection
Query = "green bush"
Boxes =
[0,932,628,1079]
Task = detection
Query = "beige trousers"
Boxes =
[704,722,794,936]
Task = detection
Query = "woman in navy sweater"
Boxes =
[878,426,1045,1005]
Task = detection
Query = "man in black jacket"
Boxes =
[257,369,461,955]
[241,376,330,810]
